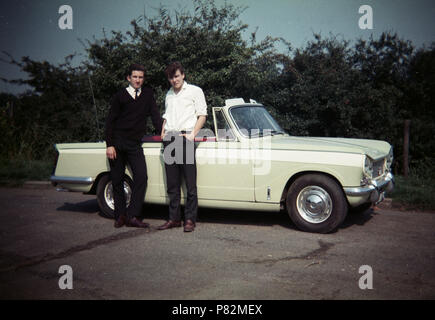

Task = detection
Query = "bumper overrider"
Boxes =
[344,173,395,204]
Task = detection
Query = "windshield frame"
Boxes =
[228,104,286,138]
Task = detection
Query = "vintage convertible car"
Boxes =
[51,98,394,233]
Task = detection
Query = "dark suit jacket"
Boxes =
[105,87,162,147]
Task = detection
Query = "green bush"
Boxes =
[389,158,435,210]
[0,159,53,186]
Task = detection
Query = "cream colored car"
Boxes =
[51,98,394,233]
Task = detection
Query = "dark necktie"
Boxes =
[135,89,139,99]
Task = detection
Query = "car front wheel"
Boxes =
[286,174,348,233]
[96,174,132,219]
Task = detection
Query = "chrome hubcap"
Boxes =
[297,186,332,223]
[104,181,132,210]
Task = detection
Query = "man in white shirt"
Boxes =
[158,62,207,232]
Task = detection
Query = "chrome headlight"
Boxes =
[364,156,374,178]
[386,148,393,171]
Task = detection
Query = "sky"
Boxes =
[1,0,435,94]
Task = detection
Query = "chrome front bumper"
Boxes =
[344,173,394,203]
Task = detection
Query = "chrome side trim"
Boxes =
[50,175,94,185]
[344,173,394,196]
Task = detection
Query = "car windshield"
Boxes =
[229,105,286,137]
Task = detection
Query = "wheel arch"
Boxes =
[86,170,134,195]
[280,171,346,210]
[85,171,110,195]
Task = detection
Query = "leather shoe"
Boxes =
[126,217,150,228]
[157,220,182,230]
[184,220,196,232]
[114,215,127,228]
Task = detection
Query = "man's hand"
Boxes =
[161,120,166,140]
[180,131,195,141]
[106,146,117,160]
[179,115,206,142]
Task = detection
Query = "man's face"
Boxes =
[168,69,185,92]
[127,70,145,89]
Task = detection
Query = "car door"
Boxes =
[158,108,255,202]
[195,108,254,202]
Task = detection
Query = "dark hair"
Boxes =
[165,61,184,78]
[127,63,145,77]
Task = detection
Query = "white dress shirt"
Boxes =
[163,81,207,132]
[126,85,141,99]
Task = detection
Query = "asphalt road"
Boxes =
[0,186,434,300]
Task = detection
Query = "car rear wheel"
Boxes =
[286,174,348,233]
[96,174,132,219]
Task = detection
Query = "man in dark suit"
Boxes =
[105,63,162,228]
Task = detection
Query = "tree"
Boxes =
[0,2,433,179]
[84,0,281,133]
[403,44,435,175]
[0,0,282,159]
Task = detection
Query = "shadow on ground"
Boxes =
[56,197,376,233]
[57,199,100,214]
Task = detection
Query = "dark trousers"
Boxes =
[109,137,147,219]
[163,133,198,223]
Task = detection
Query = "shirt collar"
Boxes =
[170,81,188,95]
[127,85,141,94]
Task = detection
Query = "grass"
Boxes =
[0,159,53,186]
[388,175,435,211]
